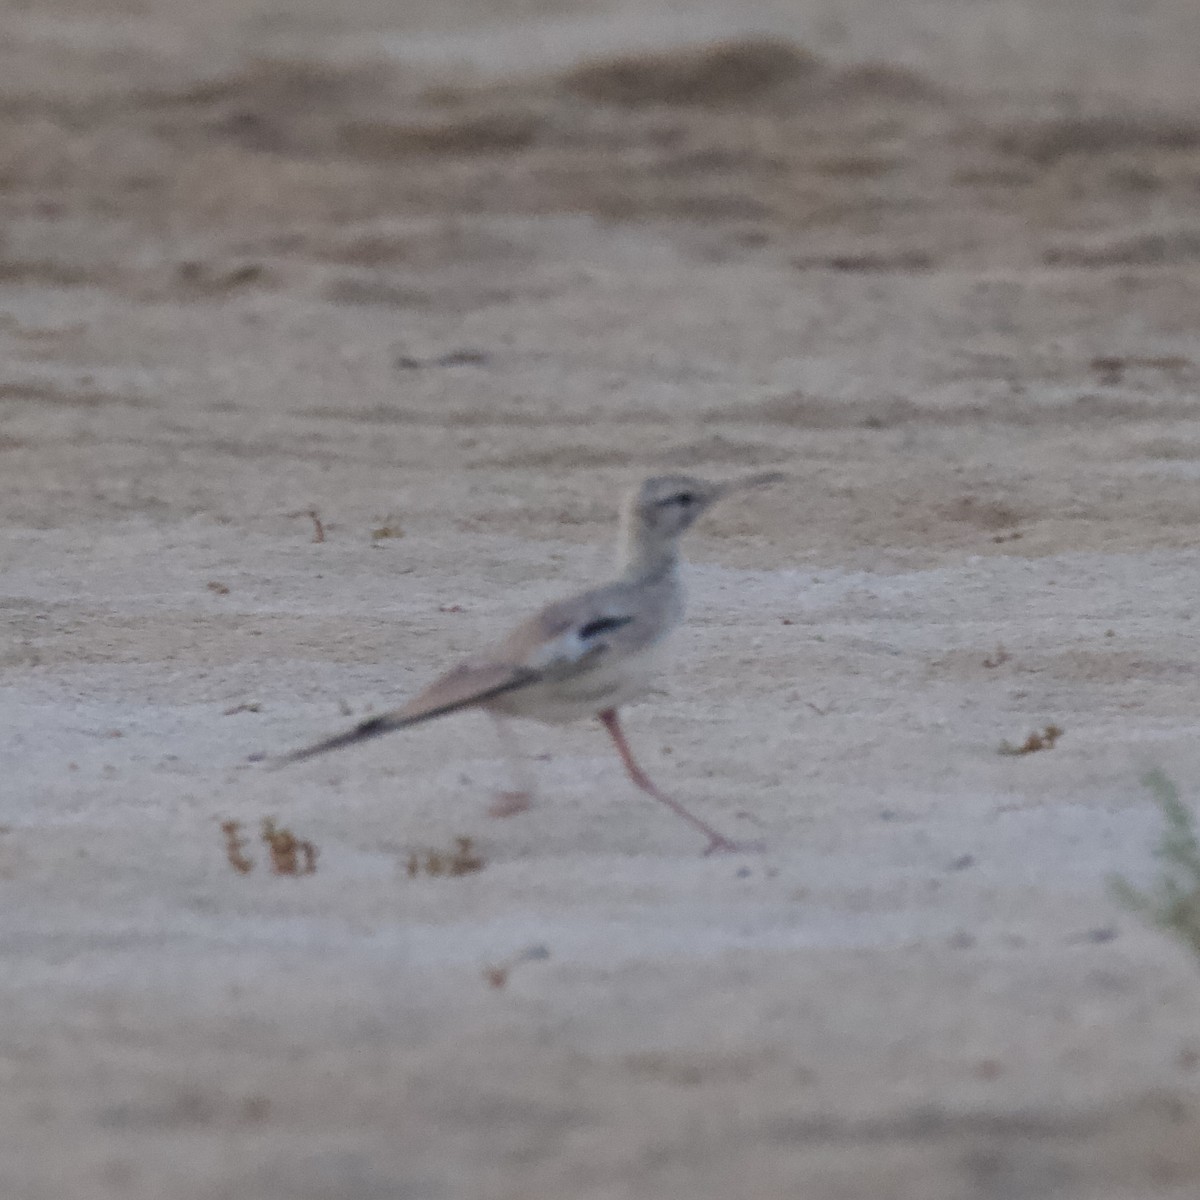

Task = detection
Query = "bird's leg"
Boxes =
[487,714,536,817]
[597,709,761,855]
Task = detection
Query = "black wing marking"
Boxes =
[578,614,634,641]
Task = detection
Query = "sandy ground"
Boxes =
[4,0,1200,1196]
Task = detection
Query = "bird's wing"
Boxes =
[497,585,644,678]
[274,583,644,768]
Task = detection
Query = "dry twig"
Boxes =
[483,944,551,989]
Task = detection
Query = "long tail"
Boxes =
[269,667,538,768]
[271,711,424,767]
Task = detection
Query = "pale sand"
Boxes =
[3,0,1200,1196]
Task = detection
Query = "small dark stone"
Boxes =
[1073,926,1118,944]
[434,348,491,367]
[395,348,491,371]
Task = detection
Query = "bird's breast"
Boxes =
[487,642,669,724]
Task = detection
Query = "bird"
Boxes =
[275,471,783,854]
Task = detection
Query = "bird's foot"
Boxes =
[702,835,767,856]
[488,790,534,819]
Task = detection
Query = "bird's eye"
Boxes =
[673,492,695,507]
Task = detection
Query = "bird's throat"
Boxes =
[616,521,680,583]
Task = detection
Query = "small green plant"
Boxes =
[1112,770,1200,962]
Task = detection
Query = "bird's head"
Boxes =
[619,471,783,574]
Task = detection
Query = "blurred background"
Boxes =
[4,0,1200,273]
[4,3,1200,1200]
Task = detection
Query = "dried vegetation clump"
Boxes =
[220,818,318,875]
[220,820,254,874]
[998,724,1063,755]
[406,836,485,878]
[261,818,319,875]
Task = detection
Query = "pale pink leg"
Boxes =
[487,714,535,818]
[598,709,762,855]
